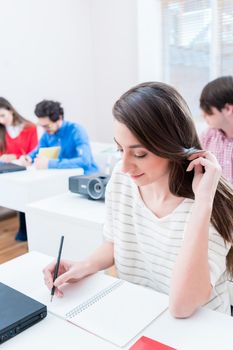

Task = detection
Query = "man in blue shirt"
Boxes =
[17,100,98,242]
[21,100,98,174]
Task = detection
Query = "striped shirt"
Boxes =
[200,128,233,183]
[104,162,231,314]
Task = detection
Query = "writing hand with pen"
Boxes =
[19,155,32,166]
[43,236,95,300]
[19,154,49,169]
[43,240,114,300]
[43,259,93,299]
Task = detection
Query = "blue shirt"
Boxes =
[29,120,98,174]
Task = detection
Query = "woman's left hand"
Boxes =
[187,151,222,201]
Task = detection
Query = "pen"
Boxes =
[50,235,64,302]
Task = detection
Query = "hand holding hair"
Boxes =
[186,150,222,201]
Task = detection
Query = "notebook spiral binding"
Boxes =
[66,280,124,319]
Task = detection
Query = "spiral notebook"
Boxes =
[33,273,168,347]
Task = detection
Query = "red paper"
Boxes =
[129,336,176,350]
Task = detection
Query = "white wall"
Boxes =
[137,0,163,82]
[90,0,165,142]
[0,0,96,137]
[90,0,139,142]
[91,0,137,142]
[0,0,161,143]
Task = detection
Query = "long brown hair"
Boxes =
[113,82,233,276]
[0,97,32,152]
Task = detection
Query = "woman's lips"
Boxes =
[130,173,144,180]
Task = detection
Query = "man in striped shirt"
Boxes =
[200,76,233,183]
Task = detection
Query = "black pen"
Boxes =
[50,235,64,302]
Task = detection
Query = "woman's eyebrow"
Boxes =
[114,138,144,149]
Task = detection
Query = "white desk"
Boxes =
[1,251,233,350]
[26,192,105,259]
[0,167,83,212]
[0,311,118,350]
[143,307,233,350]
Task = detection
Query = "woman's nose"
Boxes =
[121,154,134,174]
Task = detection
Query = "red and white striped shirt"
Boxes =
[200,128,233,183]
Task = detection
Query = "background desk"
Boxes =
[1,251,233,350]
[26,193,105,259]
[0,167,83,212]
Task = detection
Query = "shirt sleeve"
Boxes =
[48,125,96,171]
[48,143,93,169]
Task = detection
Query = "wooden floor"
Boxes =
[0,214,28,264]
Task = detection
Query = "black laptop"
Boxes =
[0,282,47,344]
[0,161,26,173]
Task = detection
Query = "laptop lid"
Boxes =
[0,162,26,173]
[0,283,47,344]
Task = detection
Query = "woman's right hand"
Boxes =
[43,259,91,297]
[19,155,32,166]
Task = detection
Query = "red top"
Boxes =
[0,124,38,158]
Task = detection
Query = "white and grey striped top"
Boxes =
[103,162,231,314]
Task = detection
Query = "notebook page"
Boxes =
[68,280,168,347]
[29,273,117,318]
[27,272,168,347]
[38,146,60,159]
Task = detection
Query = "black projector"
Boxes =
[69,174,110,200]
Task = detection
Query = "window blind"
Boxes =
[162,0,233,119]
[220,0,233,75]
